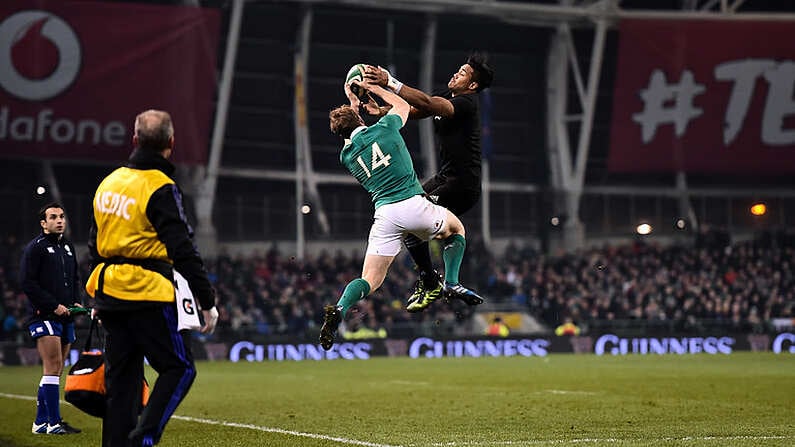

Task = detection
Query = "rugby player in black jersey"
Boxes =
[365,53,494,312]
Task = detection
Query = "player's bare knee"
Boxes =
[445,211,466,238]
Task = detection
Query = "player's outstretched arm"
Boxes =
[364,65,454,119]
[363,81,409,127]
[398,84,454,119]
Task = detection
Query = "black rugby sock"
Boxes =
[404,235,437,287]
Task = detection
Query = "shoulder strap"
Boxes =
[83,317,102,351]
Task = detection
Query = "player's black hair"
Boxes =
[38,202,64,221]
[466,52,494,92]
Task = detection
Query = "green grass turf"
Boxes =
[0,352,793,446]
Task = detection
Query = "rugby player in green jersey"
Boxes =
[319,79,481,350]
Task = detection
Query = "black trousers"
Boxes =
[422,174,480,216]
[100,304,196,447]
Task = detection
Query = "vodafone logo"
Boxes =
[0,10,81,101]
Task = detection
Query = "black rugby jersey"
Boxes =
[433,90,481,184]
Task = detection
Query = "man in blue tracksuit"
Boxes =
[20,202,83,435]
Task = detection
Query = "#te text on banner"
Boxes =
[609,19,795,174]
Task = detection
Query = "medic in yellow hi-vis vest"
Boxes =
[86,110,218,447]
[85,167,175,303]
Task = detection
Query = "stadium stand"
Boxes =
[2,230,792,344]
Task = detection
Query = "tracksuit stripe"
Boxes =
[157,305,195,435]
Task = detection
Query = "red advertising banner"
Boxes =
[0,1,219,165]
[609,20,795,174]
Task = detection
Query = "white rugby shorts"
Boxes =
[366,195,447,256]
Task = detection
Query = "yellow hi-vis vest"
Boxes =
[85,167,175,303]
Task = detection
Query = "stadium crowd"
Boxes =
[1,231,792,342]
[487,233,793,334]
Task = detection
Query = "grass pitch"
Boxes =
[0,352,793,446]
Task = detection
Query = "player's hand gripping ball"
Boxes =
[345,64,368,99]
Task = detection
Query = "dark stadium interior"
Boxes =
[2,4,795,447]
[1,0,794,343]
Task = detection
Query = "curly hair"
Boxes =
[329,105,362,139]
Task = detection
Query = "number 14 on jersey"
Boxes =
[356,142,392,178]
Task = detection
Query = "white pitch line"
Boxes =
[0,392,35,401]
[538,389,599,396]
[172,415,402,447]
[1,393,791,446]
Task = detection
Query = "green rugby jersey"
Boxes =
[340,114,424,209]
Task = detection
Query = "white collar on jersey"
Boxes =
[350,125,366,139]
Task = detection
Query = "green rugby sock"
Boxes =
[336,278,371,317]
[442,234,466,284]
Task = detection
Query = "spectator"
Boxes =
[486,316,510,337]
[555,317,581,336]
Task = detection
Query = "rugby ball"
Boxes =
[345,63,367,98]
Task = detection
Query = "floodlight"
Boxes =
[636,223,652,235]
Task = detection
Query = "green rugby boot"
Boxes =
[406,275,443,313]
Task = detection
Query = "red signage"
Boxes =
[609,19,795,174]
[0,1,219,165]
